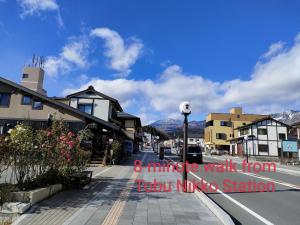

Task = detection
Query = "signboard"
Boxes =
[282,140,298,153]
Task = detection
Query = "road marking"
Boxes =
[189,172,275,225]
[166,157,275,225]
[204,157,300,190]
[205,155,300,177]
[236,169,300,190]
[101,152,147,225]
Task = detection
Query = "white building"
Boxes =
[67,85,123,122]
[230,117,290,157]
[188,134,204,148]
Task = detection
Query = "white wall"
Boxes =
[93,99,110,121]
[238,120,288,157]
[188,138,204,147]
[70,94,111,121]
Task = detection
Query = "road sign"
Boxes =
[282,141,298,153]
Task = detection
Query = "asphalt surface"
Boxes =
[166,152,300,225]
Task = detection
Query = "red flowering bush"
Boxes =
[1,120,91,189]
[37,120,91,177]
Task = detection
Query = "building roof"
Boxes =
[66,85,123,111]
[235,117,291,130]
[117,112,142,127]
[117,112,139,119]
[291,121,300,127]
[188,133,204,138]
[0,76,120,131]
[50,97,69,100]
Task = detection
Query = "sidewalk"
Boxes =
[12,150,222,225]
[117,151,221,225]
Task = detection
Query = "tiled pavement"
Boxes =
[117,151,221,225]
[13,150,221,225]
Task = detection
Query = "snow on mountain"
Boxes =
[271,110,300,125]
[148,110,300,136]
[149,119,205,135]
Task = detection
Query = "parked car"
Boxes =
[211,149,229,155]
[180,145,203,164]
[187,145,203,164]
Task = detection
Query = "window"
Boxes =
[279,133,286,140]
[237,114,240,118]
[258,128,268,135]
[0,93,10,107]
[22,95,31,105]
[258,144,269,152]
[220,121,232,127]
[196,138,200,142]
[205,120,214,127]
[189,138,194,142]
[78,104,93,114]
[243,123,246,125]
[240,129,249,135]
[216,133,226,140]
[32,100,43,110]
[22,74,29,78]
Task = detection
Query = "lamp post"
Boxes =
[244,135,248,163]
[179,101,191,192]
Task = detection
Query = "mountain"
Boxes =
[148,110,300,137]
[150,118,182,133]
[271,110,300,125]
[149,118,205,136]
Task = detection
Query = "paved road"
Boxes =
[166,153,300,225]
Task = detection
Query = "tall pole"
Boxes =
[246,139,248,163]
[280,140,283,164]
[182,114,188,192]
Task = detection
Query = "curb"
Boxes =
[194,190,235,225]
[165,157,235,225]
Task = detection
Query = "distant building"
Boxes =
[117,112,142,153]
[205,107,266,151]
[232,117,291,158]
[188,133,204,147]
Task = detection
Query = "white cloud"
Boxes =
[63,64,221,124]
[262,41,285,59]
[90,27,143,77]
[17,0,63,27]
[44,37,89,77]
[223,37,300,109]
[63,33,300,124]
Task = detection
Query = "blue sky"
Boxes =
[1,0,300,124]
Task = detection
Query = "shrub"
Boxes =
[7,125,36,187]
[111,140,123,164]
[1,120,92,190]
[0,136,11,181]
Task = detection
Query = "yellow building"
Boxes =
[204,107,266,152]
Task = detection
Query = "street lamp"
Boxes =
[244,135,248,163]
[156,136,161,158]
[179,101,191,192]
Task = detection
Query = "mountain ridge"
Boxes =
[149,110,300,135]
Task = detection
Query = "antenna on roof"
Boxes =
[30,54,45,69]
